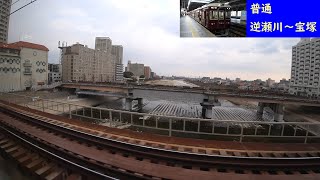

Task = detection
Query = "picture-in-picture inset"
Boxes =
[180,0,246,37]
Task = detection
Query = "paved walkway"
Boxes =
[180,15,215,37]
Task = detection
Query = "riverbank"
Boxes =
[226,98,258,110]
[145,80,199,87]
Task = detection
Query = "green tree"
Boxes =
[123,71,134,78]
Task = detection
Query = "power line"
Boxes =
[11,0,21,6]
[7,0,39,17]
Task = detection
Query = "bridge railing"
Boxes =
[1,92,320,143]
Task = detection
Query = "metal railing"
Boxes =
[1,92,320,143]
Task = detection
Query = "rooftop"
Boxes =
[0,43,21,50]
[8,41,49,51]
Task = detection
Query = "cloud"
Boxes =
[57,7,88,17]
[8,0,301,81]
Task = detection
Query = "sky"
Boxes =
[8,0,300,81]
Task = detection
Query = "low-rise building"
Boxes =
[144,66,152,79]
[0,41,49,92]
[126,61,144,77]
[201,77,210,83]
[266,78,276,87]
[48,63,62,84]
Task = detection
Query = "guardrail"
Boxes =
[1,92,319,143]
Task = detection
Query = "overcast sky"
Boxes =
[8,0,299,81]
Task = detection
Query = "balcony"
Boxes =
[23,71,32,75]
[23,62,32,67]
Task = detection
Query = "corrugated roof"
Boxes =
[8,41,49,51]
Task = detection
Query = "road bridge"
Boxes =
[180,0,246,37]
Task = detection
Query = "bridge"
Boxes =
[1,93,320,179]
[61,83,320,122]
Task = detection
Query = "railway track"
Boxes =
[229,23,246,37]
[1,102,320,179]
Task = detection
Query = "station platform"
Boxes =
[180,15,215,37]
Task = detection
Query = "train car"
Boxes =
[189,3,231,35]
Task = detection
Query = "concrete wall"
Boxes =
[0,47,48,92]
[20,47,48,89]
[128,63,144,77]
[0,50,21,92]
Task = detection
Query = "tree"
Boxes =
[131,77,138,82]
[123,71,134,78]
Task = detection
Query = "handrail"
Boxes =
[1,92,320,126]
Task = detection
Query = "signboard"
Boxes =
[247,0,319,37]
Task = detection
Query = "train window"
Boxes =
[219,10,224,20]
[210,11,218,20]
[225,11,231,19]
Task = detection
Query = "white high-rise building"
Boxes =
[289,38,320,97]
[112,45,124,82]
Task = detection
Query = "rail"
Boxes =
[0,126,117,180]
[1,92,320,143]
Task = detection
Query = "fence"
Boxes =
[1,92,320,143]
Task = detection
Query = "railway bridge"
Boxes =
[1,94,320,179]
[180,0,246,37]
[61,83,320,122]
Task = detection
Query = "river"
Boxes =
[96,80,272,121]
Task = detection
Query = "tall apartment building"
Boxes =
[95,37,112,53]
[115,64,124,81]
[112,45,124,81]
[0,41,49,92]
[61,37,123,83]
[144,66,151,79]
[0,0,12,43]
[289,38,320,97]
